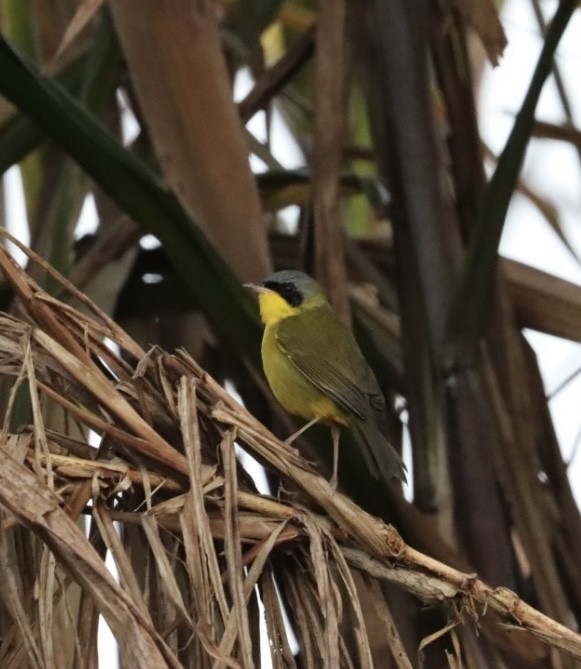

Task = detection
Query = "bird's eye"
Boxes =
[280,283,302,307]
[264,281,303,307]
[278,283,303,307]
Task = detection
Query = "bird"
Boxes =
[245,269,405,489]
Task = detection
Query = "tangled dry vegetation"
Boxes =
[0,239,580,669]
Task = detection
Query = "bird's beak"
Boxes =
[243,283,272,294]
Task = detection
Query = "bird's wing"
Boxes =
[275,306,383,421]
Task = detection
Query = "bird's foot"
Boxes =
[277,481,302,500]
[329,472,338,491]
[284,416,321,447]
[283,437,300,456]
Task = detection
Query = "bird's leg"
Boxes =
[285,416,321,446]
[330,425,341,490]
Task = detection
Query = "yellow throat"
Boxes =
[257,291,301,326]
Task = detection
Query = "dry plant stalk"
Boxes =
[0,237,580,668]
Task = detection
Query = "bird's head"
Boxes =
[245,270,328,326]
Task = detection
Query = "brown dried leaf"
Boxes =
[0,236,580,666]
[220,430,255,667]
[503,259,581,342]
[109,0,271,282]
[55,0,105,57]
[0,446,179,669]
[451,0,508,66]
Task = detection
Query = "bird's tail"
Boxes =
[351,420,406,483]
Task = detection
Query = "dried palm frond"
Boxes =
[0,238,580,669]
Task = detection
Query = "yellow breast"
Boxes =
[261,323,348,426]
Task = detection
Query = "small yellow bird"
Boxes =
[245,270,405,488]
